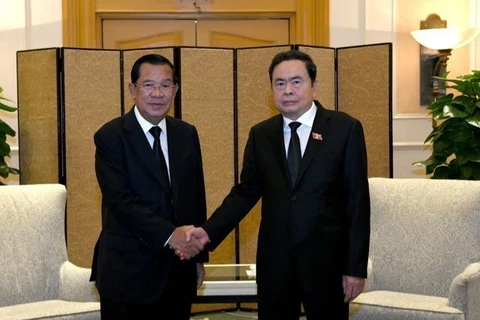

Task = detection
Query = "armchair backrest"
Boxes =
[0,184,68,307]
[368,178,480,297]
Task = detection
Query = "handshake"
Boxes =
[168,225,210,260]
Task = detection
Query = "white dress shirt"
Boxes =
[134,106,174,246]
[134,106,171,182]
[283,102,317,158]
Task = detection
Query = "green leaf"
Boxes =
[448,159,461,178]
[412,155,441,167]
[426,163,438,175]
[472,163,480,179]
[9,168,20,175]
[424,130,441,144]
[432,136,453,152]
[0,119,15,137]
[443,125,474,143]
[428,94,453,116]
[0,140,10,157]
[459,162,474,179]
[432,165,449,179]
[443,103,469,119]
[0,164,9,178]
[464,150,480,163]
[0,100,17,112]
[466,114,480,128]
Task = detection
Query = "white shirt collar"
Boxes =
[134,106,167,136]
[283,102,317,130]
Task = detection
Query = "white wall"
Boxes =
[331,0,479,178]
[0,0,62,184]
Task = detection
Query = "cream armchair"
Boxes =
[0,184,100,319]
[350,178,480,320]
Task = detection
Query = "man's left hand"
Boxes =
[342,275,365,303]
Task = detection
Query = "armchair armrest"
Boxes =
[59,261,100,302]
[448,262,480,320]
[363,258,374,292]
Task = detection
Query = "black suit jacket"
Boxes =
[90,107,208,304]
[203,101,370,294]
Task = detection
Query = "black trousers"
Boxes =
[257,270,348,320]
[100,260,196,320]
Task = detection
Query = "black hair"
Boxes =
[130,54,177,84]
[268,50,317,85]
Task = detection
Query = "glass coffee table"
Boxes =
[195,264,257,303]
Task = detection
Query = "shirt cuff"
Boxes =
[164,231,174,247]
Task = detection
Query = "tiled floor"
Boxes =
[190,310,307,319]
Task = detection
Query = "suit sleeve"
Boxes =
[191,126,209,263]
[343,120,371,278]
[94,124,175,254]
[203,127,263,251]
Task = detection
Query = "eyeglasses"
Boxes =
[133,82,176,94]
[274,79,305,91]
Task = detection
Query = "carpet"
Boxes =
[190,310,307,319]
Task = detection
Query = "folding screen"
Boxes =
[62,48,122,267]
[336,43,392,178]
[18,48,122,267]
[17,44,392,272]
[17,48,59,184]
[177,47,236,265]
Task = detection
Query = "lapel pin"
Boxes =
[312,132,323,141]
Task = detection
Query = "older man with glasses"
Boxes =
[90,53,208,320]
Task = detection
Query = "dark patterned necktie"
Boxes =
[287,122,302,187]
[149,126,171,190]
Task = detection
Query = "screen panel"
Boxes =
[62,48,122,267]
[337,43,392,178]
[178,47,236,264]
[178,47,236,313]
[236,45,292,265]
[17,48,59,184]
[297,45,336,110]
[122,47,175,115]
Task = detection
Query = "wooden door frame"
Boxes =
[62,0,329,47]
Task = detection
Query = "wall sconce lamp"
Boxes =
[410,14,480,105]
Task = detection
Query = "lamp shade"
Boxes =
[410,27,480,50]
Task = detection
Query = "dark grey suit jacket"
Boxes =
[203,101,370,295]
[90,107,208,304]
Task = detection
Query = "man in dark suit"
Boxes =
[90,54,208,320]
[184,50,370,319]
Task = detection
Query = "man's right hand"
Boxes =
[167,225,204,260]
[175,227,210,260]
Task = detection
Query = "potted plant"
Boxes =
[413,71,480,179]
[0,86,20,184]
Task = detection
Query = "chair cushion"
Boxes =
[0,300,100,320]
[0,184,68,307]
[350,291,463,320]
[368,178,480,297]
